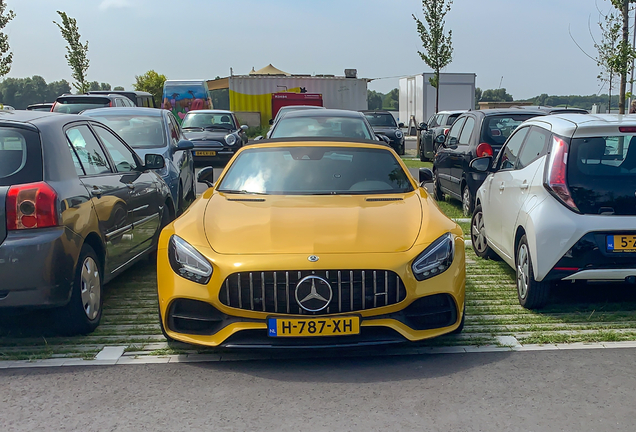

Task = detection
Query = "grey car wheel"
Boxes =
[471,204,495,259]
[516,235,551,309]
[80,256,101,320]
[462,184,473,217]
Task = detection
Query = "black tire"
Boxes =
[52,244,103,335]
[185,175,196,203]
[176,183,183,215]
[398,144,405,156]
[150,202,173,262]
[433,169,444,201]
[471,204,496,259]
[516,235,551,309]
[462,183,474,217]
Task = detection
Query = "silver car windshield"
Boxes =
[271,116,373,140]
[87,115,166,149]
[218,146,413,195]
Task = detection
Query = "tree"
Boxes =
[54,11,90,93]
[367,90,383,110]
[475,87,482,108]
[480,88,514,102]
[0,76,71,109]
[609,0,636,113]
[88,81,111,91]
[133,70,166,106]
[113,86,125,91]
[0,1,14,78]
[594,8,622,111]
[383,88,399,110]
[413,0,453,113]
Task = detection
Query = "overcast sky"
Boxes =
[4,0,629,99]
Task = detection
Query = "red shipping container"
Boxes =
[271,93,323,119]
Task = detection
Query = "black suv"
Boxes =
[433,109,546,216]
[51,94,135,114]
[362,110,405,155]
[418,110,465,161]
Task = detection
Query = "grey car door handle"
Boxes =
[126,183,135,190]
[90,186,103,197]
[499,182,505,191]
[520,181,529,190]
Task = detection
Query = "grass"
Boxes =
[400,158,433,169]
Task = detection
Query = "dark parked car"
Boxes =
[82,107,196,213]
[51,94,135,114]
[181,110,248,166]
[362,110,405,155]
[418,110,466,161]
[27,103,54,112]
[433,109,546,216]
[0,111,172,334]
[88,90,156,108]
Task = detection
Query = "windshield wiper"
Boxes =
[204,126,231,131]
[182,126,204,130]
[218,189,267,195]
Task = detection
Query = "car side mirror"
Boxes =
[144,153,165,170]
[254,135,263,141]
[448,137,458,147]
[269,119,274,125]
[418,122,428,131]
[197,166,215,188]
[398,122,405,128]
[175,139,194,151]
[469,156,493,173]
[419,167,433,184]
[240,125,249,131]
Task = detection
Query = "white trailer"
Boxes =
[399,73,476,131]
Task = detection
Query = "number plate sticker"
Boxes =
[267,316,360,337]
[195,151,216,156]
[608,235,636,252]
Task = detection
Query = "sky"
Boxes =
[3,0,630,100]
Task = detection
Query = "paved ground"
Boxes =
[2,347,635,431]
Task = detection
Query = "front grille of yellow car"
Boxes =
[219,270,407,315]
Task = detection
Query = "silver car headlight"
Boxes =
[395,130,403,139]
[225,133,237,146]
[168,235,213,284]
[411,233,455,281]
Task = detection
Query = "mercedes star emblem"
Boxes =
[295,275,333,312]
[308,255,319,262]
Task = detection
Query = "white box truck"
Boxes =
[399,73,476,132]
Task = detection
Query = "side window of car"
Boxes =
[498,127,529,170]
[66,125,111,176]
[92,125,137,173]
[445,117,466,146]
[427,115,436,128]
[167,115,180,145]
[517,127,550,169]
[66,140,85,176]
[458,117,475,146]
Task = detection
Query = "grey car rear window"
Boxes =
[0,127,43,185]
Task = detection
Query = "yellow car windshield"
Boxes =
[218,146,413,195]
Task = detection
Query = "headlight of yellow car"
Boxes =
[167,235,213,284]
[411,233,455,281]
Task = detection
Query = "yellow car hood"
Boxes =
[204,192,423,254]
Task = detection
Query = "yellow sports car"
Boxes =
[157,138,465,347]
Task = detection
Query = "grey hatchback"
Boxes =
[0,111,172,334]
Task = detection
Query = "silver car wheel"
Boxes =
[517,243,530,300]
[471,210,487,253]
[80,257,101,320]
[462,186,471,216]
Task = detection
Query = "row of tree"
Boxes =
[0,76,126,109]
[367,89,399,110]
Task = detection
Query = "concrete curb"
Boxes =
[2,338,636,369]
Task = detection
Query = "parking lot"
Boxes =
[2,138,636,362]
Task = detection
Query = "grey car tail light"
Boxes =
[544,136,579,212]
